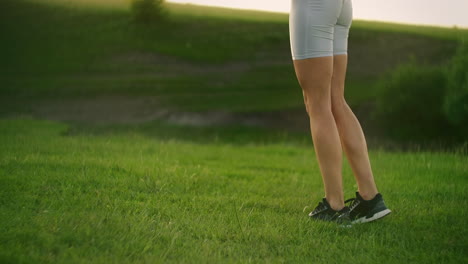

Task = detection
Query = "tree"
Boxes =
[130,0,167,24]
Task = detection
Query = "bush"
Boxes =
[130,0,167,24]
[372,61,449,141]
[443,43,468,132]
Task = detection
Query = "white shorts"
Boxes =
[289,0,353,60]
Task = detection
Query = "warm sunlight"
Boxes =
[168,0,468,28]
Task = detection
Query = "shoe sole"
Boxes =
[352,209,392,224]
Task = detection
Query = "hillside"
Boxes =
[1,0,466,146]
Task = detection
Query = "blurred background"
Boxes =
[1,0,467,150]
[169,0,468,28]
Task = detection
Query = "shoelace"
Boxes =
[345,198,360,211]
[312,201,328,214]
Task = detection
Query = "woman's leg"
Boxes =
[330,54,378,200]
[293,56,345,211]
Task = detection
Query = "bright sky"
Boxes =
[168,0,468,28]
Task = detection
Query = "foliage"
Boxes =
[130,0,167,24]
[372,61,449,141]
[443,43,468,132]
[371,42,468,142]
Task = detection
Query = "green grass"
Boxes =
[1,118,467,263]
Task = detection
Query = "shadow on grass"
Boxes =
[61,118,468,154]
[62,119,312,147]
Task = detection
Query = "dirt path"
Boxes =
[4,95,311,132]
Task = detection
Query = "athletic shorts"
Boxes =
[289,0,353,60]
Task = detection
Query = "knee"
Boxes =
[301,88,333,118]
[331,96,347,116]
[296,73,334,117]
[304,98,332,119]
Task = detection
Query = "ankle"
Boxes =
[358,190,378,201]
[326,197,345,211]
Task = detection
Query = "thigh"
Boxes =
[289,0,342,60]
[331,54,348,102]
[293,56,334,108]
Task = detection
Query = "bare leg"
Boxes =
[293,56,344,211]
[330,54,378,200]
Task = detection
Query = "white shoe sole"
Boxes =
[352,209,392,224]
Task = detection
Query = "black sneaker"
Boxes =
[309,198,350,224]
[345,192,392,224]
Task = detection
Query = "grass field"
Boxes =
[1,118,467,263]
[1,0,468,263]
